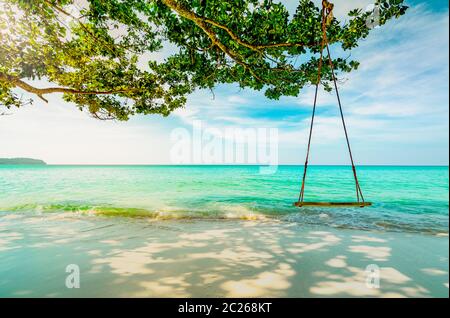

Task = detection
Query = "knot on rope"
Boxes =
[322,0,334,26]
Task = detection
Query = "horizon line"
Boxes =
[4,163,448,167]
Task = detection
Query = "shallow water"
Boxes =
[0,165,448,234]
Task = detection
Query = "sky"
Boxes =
[0,0,448,165]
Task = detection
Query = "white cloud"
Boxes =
[227,95,250,104]
[0,94,173,164]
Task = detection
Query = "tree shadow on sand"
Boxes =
[0,213,448,297]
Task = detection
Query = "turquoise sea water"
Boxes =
[0,165,448,234]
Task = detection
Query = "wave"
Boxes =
[1,202,448,235]
[0,203,271,221]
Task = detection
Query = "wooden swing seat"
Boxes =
[293,201,372,208]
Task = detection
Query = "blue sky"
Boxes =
[0,0,448,165]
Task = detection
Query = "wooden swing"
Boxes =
[294,1,372,208]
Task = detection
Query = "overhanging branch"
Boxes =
[161,0,265,82]
[161,0,318,53]
[0,72,134,103]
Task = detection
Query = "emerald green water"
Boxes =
[0,165,448,234]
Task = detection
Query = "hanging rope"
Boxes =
[298,0,365,204]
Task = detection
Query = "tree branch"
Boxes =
[161,0,265,82]
[0,72,135,102]
[161,0,318,53]
[42,0,122,56]
[203,18,319,50]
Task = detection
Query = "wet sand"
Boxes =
[0,213,448,297]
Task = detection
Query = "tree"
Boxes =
[0,0,407,120]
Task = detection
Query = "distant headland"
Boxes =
[0,158,46,165]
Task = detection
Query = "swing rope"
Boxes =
[298,0,365,204]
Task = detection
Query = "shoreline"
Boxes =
[0,213,448,297]
[0,210,448,237]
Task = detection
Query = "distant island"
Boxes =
[0,158,46,165]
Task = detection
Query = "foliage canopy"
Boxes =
[0,0,407,120]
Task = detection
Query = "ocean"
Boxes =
[0,165,448,234]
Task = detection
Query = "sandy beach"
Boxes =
[0,212,448,298]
